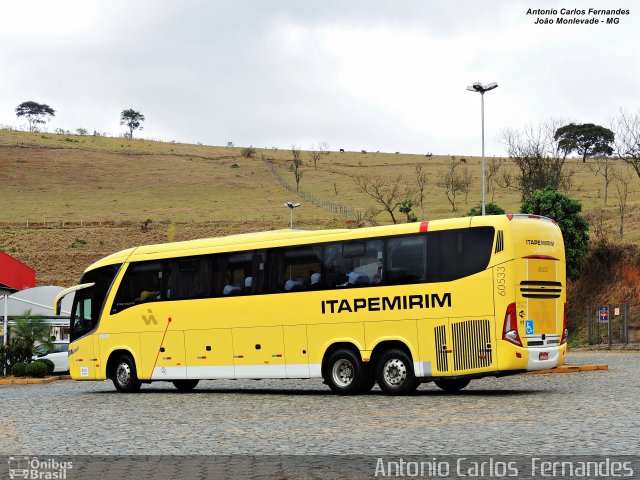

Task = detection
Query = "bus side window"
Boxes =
[426,227,494,282]
[215,251,263,296]
[325,240,383,289]
[165,256,213,300]
[112,261,163,313]
[283,245,322,292]
[387,235,426,285]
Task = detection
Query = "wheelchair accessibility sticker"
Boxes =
[525,320,534,335]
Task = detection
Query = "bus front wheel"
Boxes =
[325,349,368,395]
[376,349,419,395]
[173,380,199,392]
[434,378,470,393]
[112,354,142,393]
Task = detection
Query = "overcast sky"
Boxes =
[1,0,638,156]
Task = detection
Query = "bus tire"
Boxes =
[434,378,470,393]
[111,353,142,393]
[376,349,419,395]
[325,349,367,395]
[173,380,199,392]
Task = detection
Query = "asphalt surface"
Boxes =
[1,351,638,456]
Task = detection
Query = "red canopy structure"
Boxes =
[0,252,36,292]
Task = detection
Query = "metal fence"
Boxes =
[586,302,638,345]
[262,156,360,220]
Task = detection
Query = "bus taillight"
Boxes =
[502,302,523,347]
[560,303,568,345]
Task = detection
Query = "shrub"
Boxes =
[1,344,32,375]
[467,202,506,216]
[35,358,55,375]
[26,361,49,378]
[240,147,256,158]
[11,362,28,377]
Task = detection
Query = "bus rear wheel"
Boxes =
[376,349,419,395]
[325,349,368,395]
[112,354,141,393]
[434,378,470,393]
[173,380,199,392]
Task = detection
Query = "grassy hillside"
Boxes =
[0,128,638,286]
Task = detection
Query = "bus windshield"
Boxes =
[70,264,121,341]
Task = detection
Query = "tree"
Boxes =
[436,159,466,212]
[613,167,633,240]
[588,156,616,204]
[308,145,322,170]
[520,188,589,281]
[120,108,145,138]
[414,164,428,216]
[353,175,416,224]
[15,101,55,132]
[611,109,640,179]
[467,202,505,216]
[486,157,506,201]
[501,120,573,200]
[319,142,330,155]
[554,123,614,162]
[10,309,51,357]
[289,146,304,192]
[399,200,417,222]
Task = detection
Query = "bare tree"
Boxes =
[436,159,467,211]
[308,145,322,170]
[414,164,428,216]
[611,109,640,179]
[588,156,616,204]
[353,175,416,224]
[289,145,304,192]
[614,167,633,239]
[319,142,330,155]
[486,157,505,201]
[500,119,573,200]
[460,165,473,204]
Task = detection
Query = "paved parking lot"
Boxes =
[1,351,638,456]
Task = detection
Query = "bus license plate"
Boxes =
[539,352,549,361]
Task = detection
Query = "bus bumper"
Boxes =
[526,344,566,371]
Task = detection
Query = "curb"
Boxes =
[0,375,71,385]
[525,364,608,375]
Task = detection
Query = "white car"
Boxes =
[33,341,69,373]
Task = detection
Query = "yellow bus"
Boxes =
[55,214,567,395]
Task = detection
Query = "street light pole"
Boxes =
[283,202,301,229]
[466,81,498,216]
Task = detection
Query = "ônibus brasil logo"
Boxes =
[8,456,73,479]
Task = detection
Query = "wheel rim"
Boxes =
[116,362,131,386]
[332,359,355,387]
[383,358,407,386]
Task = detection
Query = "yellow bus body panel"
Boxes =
[67,216,568,385]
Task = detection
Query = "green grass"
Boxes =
[0,128,638,243]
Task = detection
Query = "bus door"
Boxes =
[69,287,100,380]
[516,257,563,347]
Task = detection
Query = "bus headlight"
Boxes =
[68,347,79,357]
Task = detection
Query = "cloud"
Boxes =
[0,0,638,155]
